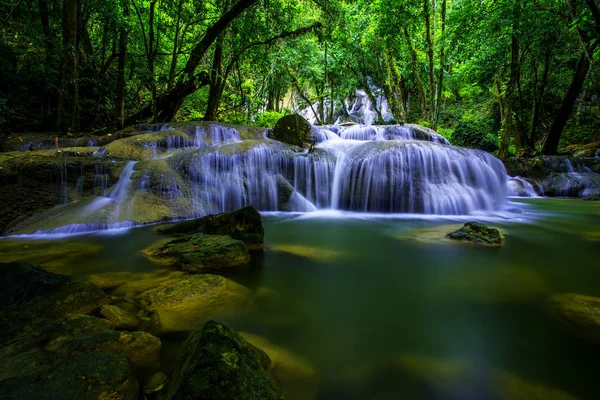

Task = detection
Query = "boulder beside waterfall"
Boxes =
[269,113,313,147]
[446,222,502,247]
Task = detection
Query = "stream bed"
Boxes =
[2,197,600,399]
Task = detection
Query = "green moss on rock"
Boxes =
[446,222,502,247]
[269,114,313,147]
[166,320,285,400]
[159,205,264,251]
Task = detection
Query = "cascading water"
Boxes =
[163,124,506,216]
[11,122,510,235]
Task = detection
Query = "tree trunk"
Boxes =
[56,0,79,133]
[424,0,435,122]
[384,50,407,122]
[530,47,550,145]
[168,0,184,88]
[205,32,225,121]
[37,0,54,127]
[542,52,591,154]
[403,26,427,120]
[498,0,521,160]
[148,0,157,121]
[434,0,447,128]
[115,0,129,129]
[128,0,257,123]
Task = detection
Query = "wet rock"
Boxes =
[0,352,139,400]
[138,274,252,332]
[143,372,168,395]
[158,205,265,251]
[35,315,115,342]
[276,174,295,212]
[145,233,250,272]
[583,194,600,201]
[104,129,192,160]
[446,222,501,247]
[100,304,140,330]
[269,113,313,147]
[45,329,161,368]
[166,320,285,400]
[547,293,600,344]
[240,332,318,400]
[0,262,72,308]
[0,262,110,327]
[270,244,341,262]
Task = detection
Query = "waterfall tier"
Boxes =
[10,122,509,235]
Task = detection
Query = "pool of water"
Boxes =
[2,198,600,399]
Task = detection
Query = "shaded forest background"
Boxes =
[1,0,600,158]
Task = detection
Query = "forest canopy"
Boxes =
[1,0,599,157]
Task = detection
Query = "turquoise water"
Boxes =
[2,198,600,398]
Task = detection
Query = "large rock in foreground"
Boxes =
[269,114,313,147]
[0,352,139,400]
[446,222,502,247]
[166,320,285,400]
[138,274,252,332]
[0,262,109,328]
[159,206,264,250]
[547,293,600,344]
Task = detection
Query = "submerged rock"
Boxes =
[547,293,600,344]
[166,320,285,400]
[0,352,139,400]
[145,233,250,272]
[159,205,265,250]
[137,274,252,332]
[240,332,318,400]
[446,222,502,247]
[143,372,168,395]
[269,113,313,147]
[270,244,341,263]
[45,329,161,368]
[100,304,140,330]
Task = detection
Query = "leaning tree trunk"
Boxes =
[205,32,225,121]
[56,0,79,133]
[127,0,258,124]
[542,52,591,155]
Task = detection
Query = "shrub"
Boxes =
[254,111,285,128]
[451,120,499,152]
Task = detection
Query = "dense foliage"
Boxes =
[1,0,599,156]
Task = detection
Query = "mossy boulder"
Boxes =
[547,293,600,344]
[0,262,110,327]
[100,304,140,330]
[0,352,139,400]
[446,222,502,247]
[165,320,285,400]
[45,329,161,368]
[159,205,264,251]
[145,233,250,272]
[269,114,313,147]
[137,274,252,332]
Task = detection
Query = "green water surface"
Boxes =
[2,198,600,399]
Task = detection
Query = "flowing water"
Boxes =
[2,198,600,399]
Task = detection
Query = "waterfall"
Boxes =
[12,123,510,235]
[166,125,506,216]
